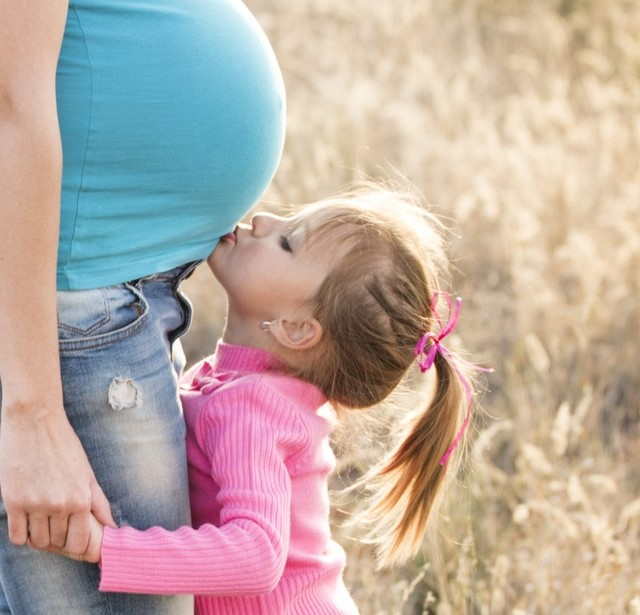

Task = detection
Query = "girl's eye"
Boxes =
[280,236,293,252]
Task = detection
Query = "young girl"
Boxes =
[62,186,486,613]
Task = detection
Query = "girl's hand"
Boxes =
[76,513,105,563]
[31,513,105,564]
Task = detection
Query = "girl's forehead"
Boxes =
[289,204,348,234]
[286,209,323,242]
[288,205,324,226]
[289,211,337,248]
[288,208,357,263]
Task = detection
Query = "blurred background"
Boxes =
[182,0,640,612]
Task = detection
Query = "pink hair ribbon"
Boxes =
[414,292,491,466]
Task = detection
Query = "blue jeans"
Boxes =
[0,264,198,614]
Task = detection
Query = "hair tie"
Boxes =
[414,292,492,466]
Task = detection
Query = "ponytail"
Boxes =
[354,351,470,567]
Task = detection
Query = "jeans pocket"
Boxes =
[57,284,148,348]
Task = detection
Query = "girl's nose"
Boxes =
[250,212,281,237]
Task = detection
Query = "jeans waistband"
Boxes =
[131,260,202,286]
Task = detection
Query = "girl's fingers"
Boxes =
[63,512,91,556]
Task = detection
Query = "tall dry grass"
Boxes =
[182,0,640,612]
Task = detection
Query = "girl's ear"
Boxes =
[270,317,323,351]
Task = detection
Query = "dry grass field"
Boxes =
[182,0,640,613]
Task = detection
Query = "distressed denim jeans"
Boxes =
[0,264,198,614]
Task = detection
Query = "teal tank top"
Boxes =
[56,0,286,290]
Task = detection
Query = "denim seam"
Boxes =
[57,288,111,336]
[58,284,149,351]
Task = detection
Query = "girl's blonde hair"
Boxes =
[291,184,475,567]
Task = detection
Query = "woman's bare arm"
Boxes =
[0,0,113,555]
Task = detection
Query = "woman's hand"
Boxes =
[0,0,116,555]
[0,408,115,555]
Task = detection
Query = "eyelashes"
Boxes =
[280,235,293,252]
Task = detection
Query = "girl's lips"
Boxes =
[221,228,237,243]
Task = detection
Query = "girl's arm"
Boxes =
[0,0,113,555]
[98,384,294,595]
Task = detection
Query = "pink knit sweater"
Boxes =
[99,342,359,614]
